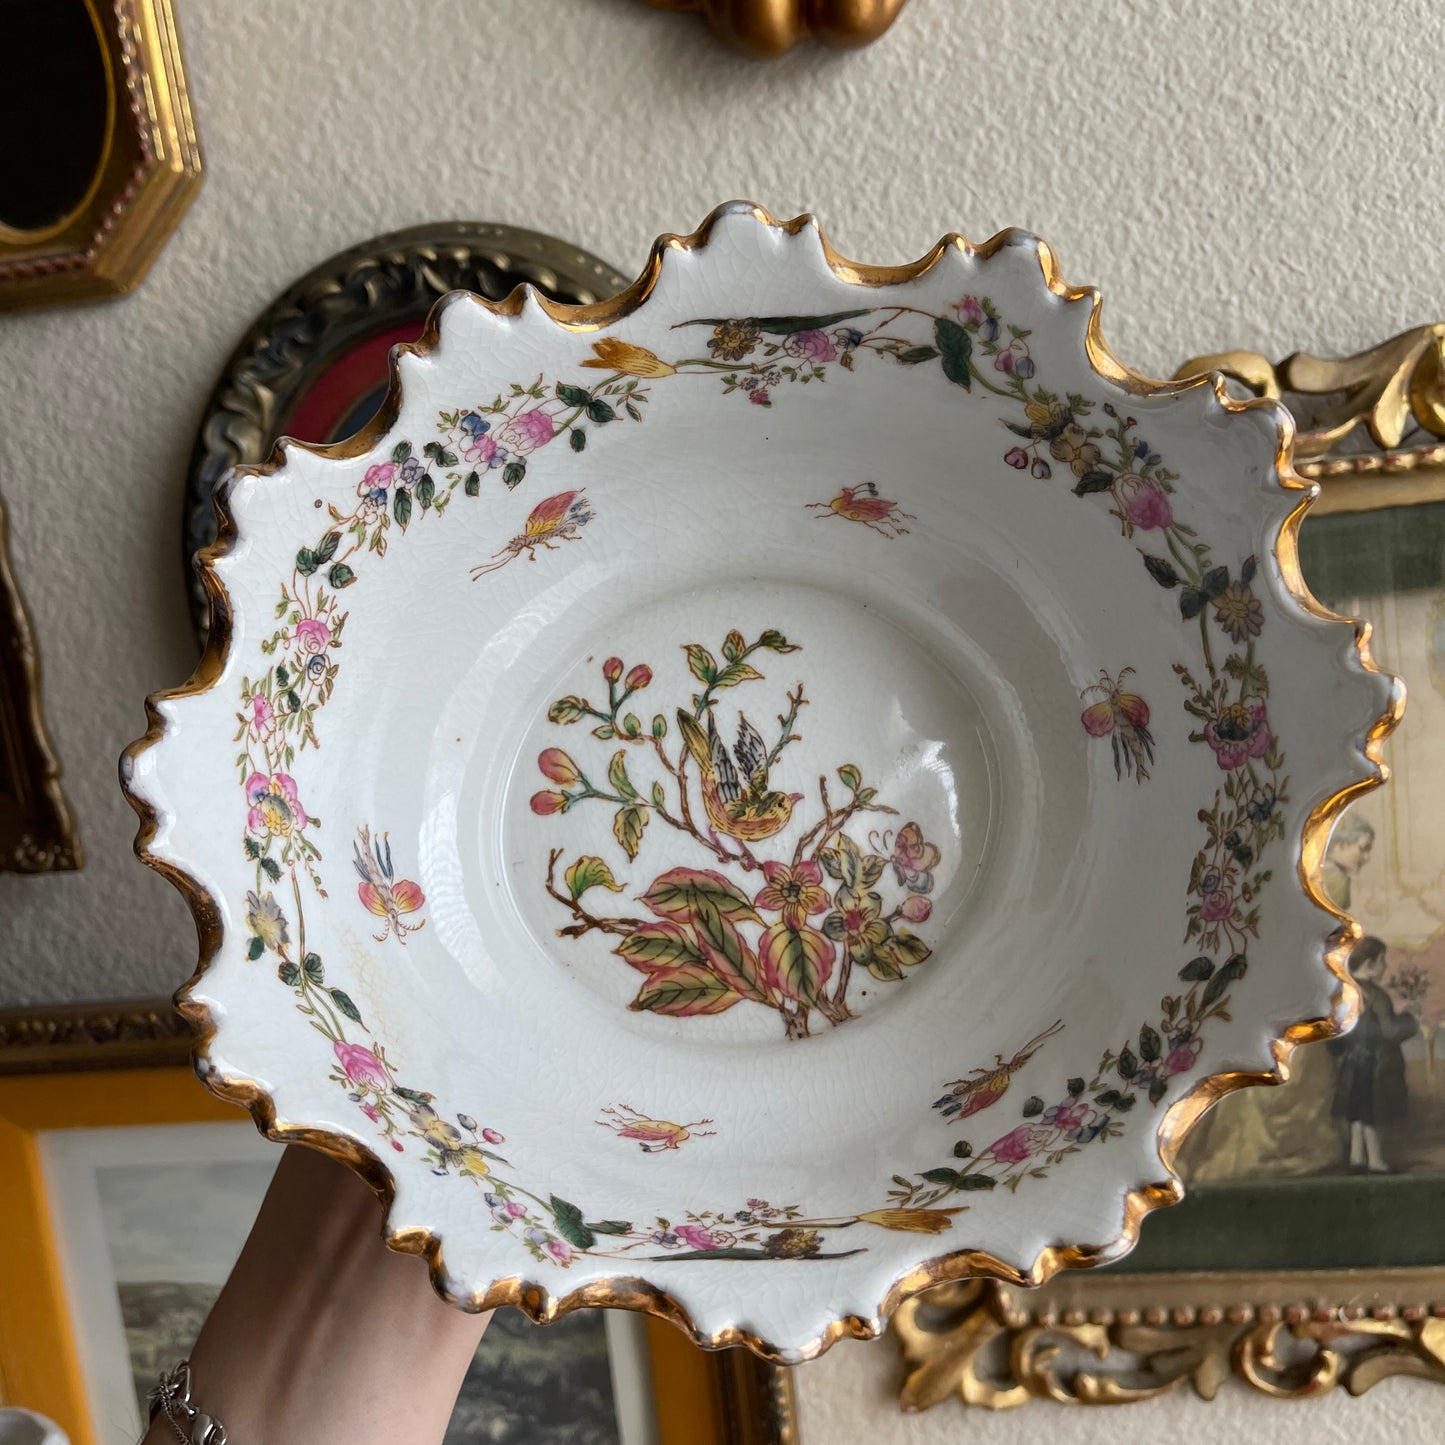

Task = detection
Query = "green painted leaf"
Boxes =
[244,836,261,859]
[640,867,760,924]
[1116,1094,1137,1112]
[934,317,973,388]
[898,345,940,364]
[608,750,639,800]
[1067,1076,1085,1097]
[315,532,341,563]
[613,805,648,860]
[502,460,526,490]
[1073,470,1115,496]
[1139,1024,1162,1062]
[391,440,412,463]
[247,935,264,960]
[278,961,300,986]
[954,1174,997,1191]
[1180,955,1215,981]
[565,855,623,900]
[547,696,586,724]
[1021,1095,1044,1117]
[549,1195,596,1250]
[1149,1078,1169,1104]
[614,922,707,973]
[651,715,667,740]
[393,1084,432,1106]
[650,780,667,808]
[875,930,931,968]
[285,689,301,714]
[837,763,862,792]
[1143,555,1180,588]
[1179,587,1206,620]
[556,382,591,407]
[587,1219,632,1235]
[416,474,435,509]
[756,629,799,653]
[683,644,718,684]
[393,489,412,528]
[712,661,764,690]
[303,952,324,984]
[692,897,771,1001]
[759,922,834,1005]
[260,856,283,882]
[952,1139,973,1159]
[327,563,355,590]
[570,428,587,453]
[586,399,615,424]
[464,470,481,496]
[921,1167,962,1186]
[722,629,746,663]
[622,713,641,738]
[1201,565,1230,598]
[1118,1046,1139,1079]
[682,308,870,336]
[329,988,362,1022]
[630,963,741,1016]
[295,548,318,576]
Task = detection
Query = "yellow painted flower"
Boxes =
[580,338,676,377]
[456,1145,491,1180]
[856,1207,966,1234]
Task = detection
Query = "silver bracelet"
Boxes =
[147,1362,228,1444]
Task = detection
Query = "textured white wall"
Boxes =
[0,0,1440,1434]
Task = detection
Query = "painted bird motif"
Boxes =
[807,482,916,538]
[470,489,594,579]
[676,708,804,847]
[353,826,426,943]
[597,1104,716,1153]
[932,1021,1065,1122]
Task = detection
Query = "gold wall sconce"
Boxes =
[641,0,912,58]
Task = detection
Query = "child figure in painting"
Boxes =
[1329,935,1418,1174]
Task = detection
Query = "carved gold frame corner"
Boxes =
[0,492,82,873]
[890,322,1445,1409]
[640,0,911,58]
[0,0,202,312]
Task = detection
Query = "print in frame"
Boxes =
[893,324,1445,1407]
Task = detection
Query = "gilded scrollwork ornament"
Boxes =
[641,0,911,58]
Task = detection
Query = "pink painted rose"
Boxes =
[483,1127,505,1145]
[1202,697,1272,771]
[783,328,837,363]
[900,894,932,923]
[360,460,396,497]
[1042,1101,1088,1131]
[295,618,330,654]
[334,1040,388,1091]
[464,432,501,466]
[957,295,985,326]
[508,409,555,450]
[544,1238,573,1263]
[249,694,273,732]
[675,1223,722,1251]
[1199,888,1234,923]
[1118,473,1174,531]
[988,1124,1037,1165]
[1165,1042,1199,1077]
[245,772,307,837]
[505,1200,527,1218]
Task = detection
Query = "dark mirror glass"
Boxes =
[0,0,111,232]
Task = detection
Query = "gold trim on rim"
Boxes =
[119,201,1403,1363]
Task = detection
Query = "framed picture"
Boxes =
[0,0,202,311]
[892,327,1445,1408]
[0,1030,798,1445]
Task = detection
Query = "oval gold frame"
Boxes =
[121,202,1403,1362]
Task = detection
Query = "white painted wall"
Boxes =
[1,0,1439,1433]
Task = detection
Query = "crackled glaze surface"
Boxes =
[123,205,1395,1360]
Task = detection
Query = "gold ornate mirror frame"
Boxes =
[891,324,1445,1408]
[0,0,202,312]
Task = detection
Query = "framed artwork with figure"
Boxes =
[892,327,1445,1408]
